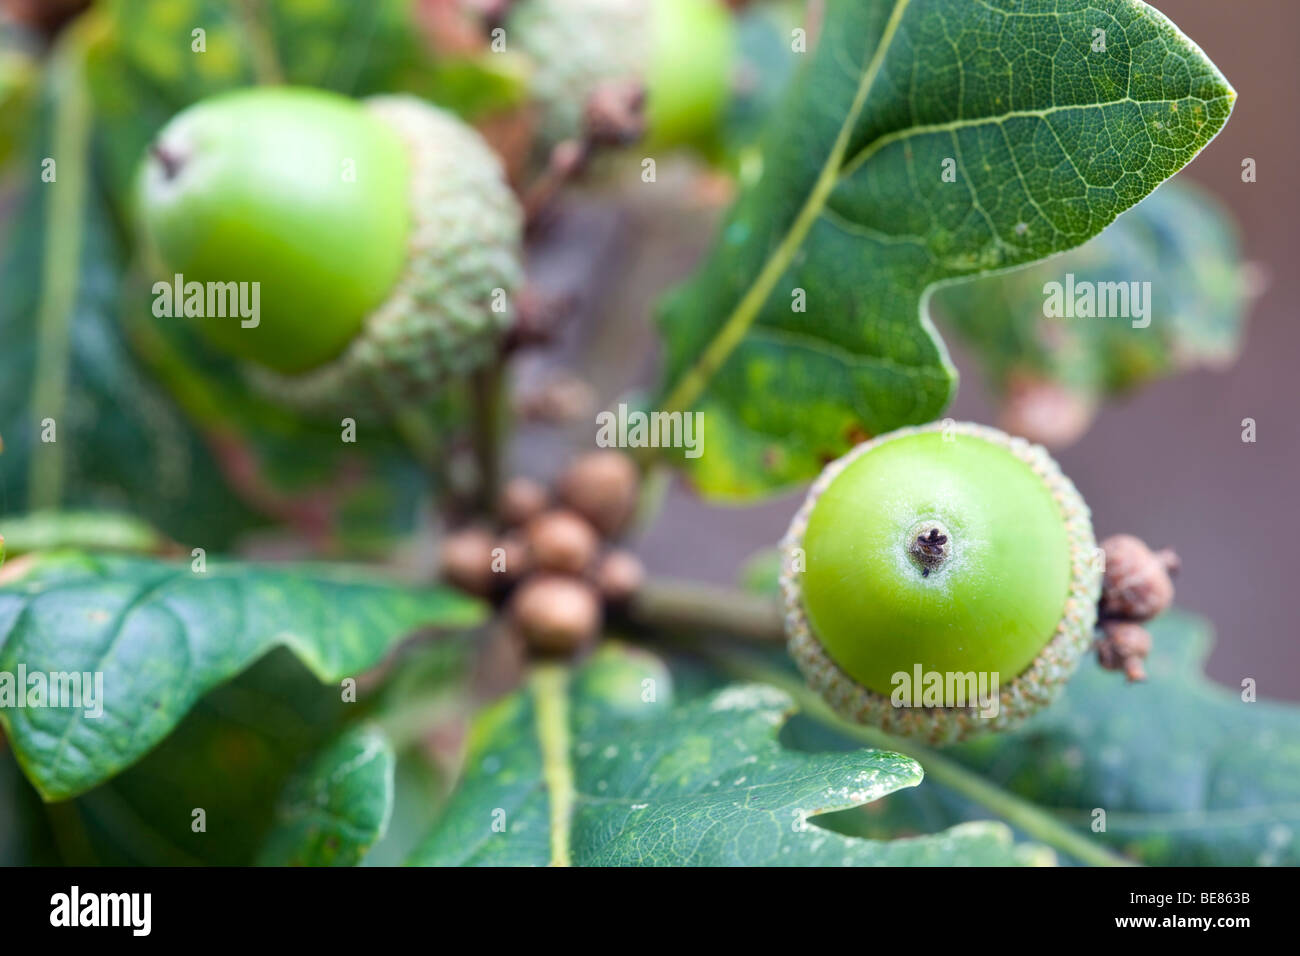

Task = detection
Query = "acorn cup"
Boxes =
[506,0,735,151]
[135,87,523,419]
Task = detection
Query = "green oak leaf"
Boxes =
[257,724,395,867]
[119,266,454,557]
[361,752,454,868]
[801,611,1300,866]
[0,552,484,801]
[52,648,353,865]
[0,510,170,557]
[409,642,1051,866]
[0,84,266,548]
[1,745,59,865]
[720,0,803,164]
[655,0,1234,498]
[935,178,1251,402]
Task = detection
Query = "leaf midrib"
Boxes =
[657,0,913,419]
[43,568,181,784]
[836,95,1231,184]
[1,556,484,800]
[531,664,576,867]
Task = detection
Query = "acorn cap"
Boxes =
[251,96,523,417]
[780,421,1101,745]
[508,0,649,146]
[509,0,733,151]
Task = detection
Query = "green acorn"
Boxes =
[136,87,522,417]
[781,421,1101,744]
[507,0,734,150]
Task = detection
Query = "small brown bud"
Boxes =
[526,509,600,575]
[595,549,645,603]
[494,532,532,582]
[1096,638,1122,672]
[505,288,576,353]
[1105,620,1153,659]
[1097,621,1153,683]
[998,376,1095,449]
[1123,656,1148,683]
[1100,534,1176,621]
[499,476,549,527]
[1155,548,1181,577]
[439,527,497,597]
[583,78,646,146]
[557,450,640,538]
[511,575,602,654]
[549,138,588,178]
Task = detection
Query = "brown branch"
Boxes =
[627,578,785,642]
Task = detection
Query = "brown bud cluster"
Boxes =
[438,450,643,657]
[1094,534,1180,682]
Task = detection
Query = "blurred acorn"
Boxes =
[511,574,602,654]
[557,450,639,537]
[526,509,599,574]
